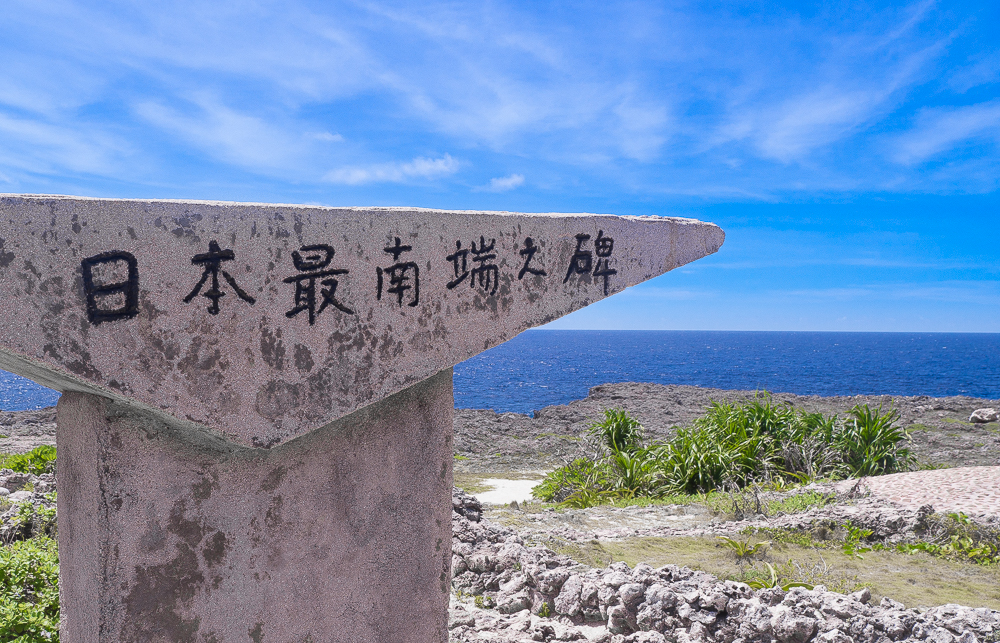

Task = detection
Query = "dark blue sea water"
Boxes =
[453,330,1000,414]
[2,331,999,413]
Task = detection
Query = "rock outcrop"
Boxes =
[449,490,1000,643]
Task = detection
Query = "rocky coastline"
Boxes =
[449,489,999,643]
[3,381,1000,642]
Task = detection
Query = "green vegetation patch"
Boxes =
[0,536,60,642]
[534,398,916,509]
[556,534,1000,610]
[0,447,56,476]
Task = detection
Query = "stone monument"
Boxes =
[0,195,724,642]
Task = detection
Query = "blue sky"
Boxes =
[2,1,998,331]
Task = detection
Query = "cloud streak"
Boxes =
[324,154,459,185]
[0,1,995,195]
[478,174,524,192]
[892,100,1000,165]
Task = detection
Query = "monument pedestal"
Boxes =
[0,195,723,637]
[57,369,454,643]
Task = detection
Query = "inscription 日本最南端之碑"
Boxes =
[0,196,724,447]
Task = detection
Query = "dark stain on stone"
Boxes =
[151,335,181,361]
[66,359,100,379]
[139,519,167,553]
[202,531,229,568]
[260,466,286,493]
[264,496,284,531]
[110,496,123,511]
[191,472,219,502]
[0,239,14,268]
[126,226,137,240]
[178,337,225,384]
[141,297,166,322]
[251,435,281,449]
[123,543,204,643]
[255,380,300,420]
[249,621,265,643]
[23,259,40,278]
[168,501,204,547]
[170,212,203,241]
[293,344,314,372]
[260,327,285,370]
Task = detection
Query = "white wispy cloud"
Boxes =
[310,132,344,143]
[324,154,459,185]
[135,96,303,170]
[0,112,127,176]
[478,174,524,192]
[892,100,1000,165]
[0,0,995,194]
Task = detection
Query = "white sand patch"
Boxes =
[474,479,541,505]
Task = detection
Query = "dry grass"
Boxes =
[553,535,1000,610]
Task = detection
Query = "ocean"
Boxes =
[2,331,999,414]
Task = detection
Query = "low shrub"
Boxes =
[588,408,645,454]
[531,457,613,505]
[896,512,1000,566]
[0,536,60,642]
[837,405,915,477]
[0,447,56,476]
[534,395,915,508]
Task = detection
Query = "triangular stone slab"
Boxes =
[0,195,723,447]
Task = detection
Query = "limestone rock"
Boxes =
[448,490,1000,643]
[0,195,723,447]
[969,408,998,423]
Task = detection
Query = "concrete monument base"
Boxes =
[57,369,454,643]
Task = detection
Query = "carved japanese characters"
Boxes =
[0,196,724,447]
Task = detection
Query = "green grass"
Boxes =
[767,491,836,515]
[533,398,916,508]
[553,533,1000,610]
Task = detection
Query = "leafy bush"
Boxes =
[534,396,915,508]
[0,447,56,476]
[588,408,644,454]
[896,512,1000,566]
[532,457,614,505]
[0,537,60,642]
[836,405,914,477]
[656,426,733,494]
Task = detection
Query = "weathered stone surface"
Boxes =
[969,407,998,423]
[447,497,1000,643]
[0,195,722,447]
[58,369,454,643]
